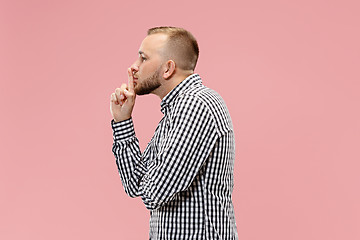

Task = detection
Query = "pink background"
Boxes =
[1,0,359,239]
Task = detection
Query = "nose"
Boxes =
[130,60,140,74]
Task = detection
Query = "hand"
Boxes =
[110,68,136,122]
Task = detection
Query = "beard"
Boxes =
[134,67,162,95]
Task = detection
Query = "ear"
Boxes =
[163,60,176,80]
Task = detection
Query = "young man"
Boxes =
[110,26,238,239]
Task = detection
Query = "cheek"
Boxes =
[143,61,160,72]
[138,61,160,77]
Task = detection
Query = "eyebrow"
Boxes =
[138,51,148,57]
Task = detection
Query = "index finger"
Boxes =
[127,68,134,92]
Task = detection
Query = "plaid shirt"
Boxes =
[111,74,238,239]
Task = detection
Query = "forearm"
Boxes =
[111,118,146,197]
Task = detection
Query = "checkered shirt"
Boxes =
[111,73,238,239]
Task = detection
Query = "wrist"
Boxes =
[113,116,131,123]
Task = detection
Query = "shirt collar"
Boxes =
[160,73,202,113]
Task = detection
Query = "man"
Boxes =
[110,26,238,239]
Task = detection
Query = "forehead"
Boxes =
[139,33,168,56]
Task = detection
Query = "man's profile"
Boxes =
[110,26,238,239]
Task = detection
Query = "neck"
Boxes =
[154,70,194,100]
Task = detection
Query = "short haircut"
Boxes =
[147,26,199,71]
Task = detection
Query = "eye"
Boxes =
[141,56,147,61]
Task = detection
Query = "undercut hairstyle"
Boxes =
[147,26,199,71]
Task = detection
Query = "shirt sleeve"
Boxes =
[140,95,218,210]
[111,118,147,198]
